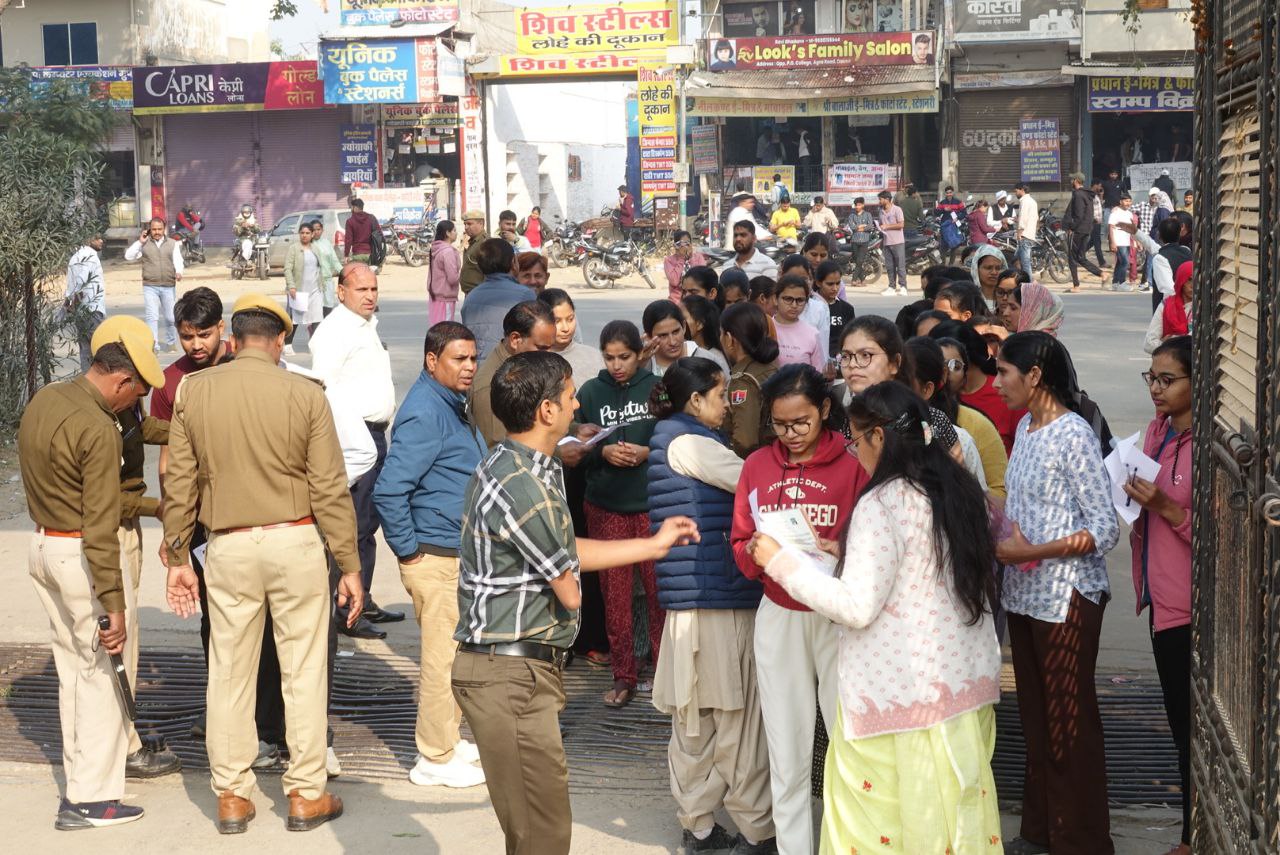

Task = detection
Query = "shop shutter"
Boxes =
[107,117,135,152]
[956,87,1078,194]
[256,110,349,228]
[164,113,259,244]
[1213,108,1260,429]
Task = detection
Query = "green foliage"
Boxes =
[271,1,300,20]
[0,67,111,429]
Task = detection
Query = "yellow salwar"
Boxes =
[819,703,1004,855]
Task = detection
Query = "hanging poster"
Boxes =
[340,124,377,184]
[459,78,485,214]
[638,65,678,202]
[1019,118,1061,183]
[691,124,720,175]
[339,0,458,26]
[825,162,899,205]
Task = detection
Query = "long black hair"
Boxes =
[998,331,1079,412]
[905,336,958,421]
[761,362,845,433]
[649,356,723,419]
[929,319,995,375]
[682,294,725,355]
[936,282,990,320]
[845,382,994,624]
[720,302,780,364]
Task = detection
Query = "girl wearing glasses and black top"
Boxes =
[993,331,1120,855]
[1125,336,1193,855]
[730,363,868,855]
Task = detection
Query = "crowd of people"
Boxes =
[27,200,1195,855]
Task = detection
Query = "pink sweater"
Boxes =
[767,478,1001,738]
[1129,413,1192,631]
[773,318,824,371]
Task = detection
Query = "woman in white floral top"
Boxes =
[994,331,1120,855]
[748,382,1003,854]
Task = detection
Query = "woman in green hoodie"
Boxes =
[575,320,662,708]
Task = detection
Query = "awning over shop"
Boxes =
[686,65,938,118]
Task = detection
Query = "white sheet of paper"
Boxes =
[748,488,763,527]
[758,507,839,576]
[557,422,622,448]
[192,542,208,570]
[1106,432,1164,526]
[290,290,310,314]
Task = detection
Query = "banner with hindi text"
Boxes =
[319,39,437,105]
[132,61,322,114]
[1087,76,1194,112]
[339,0,458,27]
[496,52,664,78]
[706,32,935,71]
[638,65,677,202]
[515,1,677,56]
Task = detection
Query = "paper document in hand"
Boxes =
[758,507,839,576]
[557,422,622,448]
[1104,431,1163,526]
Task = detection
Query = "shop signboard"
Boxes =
[340,124,377,184]
[1128,161,1193,193]
[319,39,438,105]
[1019,118,1061,183]
[351,186,433,223]
[515,1,676,55]
[706,31,936,71]
[687,91,938,117]
[132,61,322,114]
[382,101,461,128]
[825,162,900,206]
[30,66,133,110]
[752,166,795,199]
[496,51,665,77]
[339,0,458,26]
[1086,76,1194,112]
[954,0,1079,43]
[460,78,484,214]
[691,124,720,175]
[638,65,677,202]
[437,42,465,97]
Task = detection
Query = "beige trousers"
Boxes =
[28,532,128,803]
[399,553,462,763]
[118,519,143,755]
[205,524,330,800]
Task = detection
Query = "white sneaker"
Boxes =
[283,344,296,356]
[326,746,342,778]
[409,753,486,788]
[879,286,897,296]
[897,287,908,296]
[454,740,481,765]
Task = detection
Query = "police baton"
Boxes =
[97,615,137,722]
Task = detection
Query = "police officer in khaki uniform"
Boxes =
[160,294,363,835]
[721,303,779,459]
[87,317,182,779]
[19,321,164,830]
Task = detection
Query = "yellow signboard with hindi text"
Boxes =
[514,1,677,56]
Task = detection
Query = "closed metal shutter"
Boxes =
[107,117,135,152]
[164,113,259,245]
[956,87,1078,194]
[1214,108,1260,428]
[164,110,349,244]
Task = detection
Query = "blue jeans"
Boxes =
[1112,246,1131,284]
[1016,239,1034,275]
[143,284,177,349]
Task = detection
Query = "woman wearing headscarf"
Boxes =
[1161,261,1194,338]
[1000,280,1065,336]
[968,243,1006,310]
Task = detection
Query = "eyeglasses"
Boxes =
[674,240,691,248]
[1141,371,1189,391]
[944,358,965,373]
[768,418,813,438]
[844,428,876,456]
[778,295,808,307]
[995,285,1018,300]
[837,349,885,368]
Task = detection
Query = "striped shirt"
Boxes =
[454,438,581,647]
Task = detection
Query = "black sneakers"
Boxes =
[54,798,145,830]
[682,824,737,853]
[125,743,182,779]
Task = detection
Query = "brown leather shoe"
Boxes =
[217,791,255,834]
[286,790,343,832]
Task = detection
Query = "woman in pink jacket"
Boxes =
[426,220,462,324]
[1123,334,1192,855]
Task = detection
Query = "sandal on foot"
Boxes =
[602,681,636,708]
[585,650,611,667]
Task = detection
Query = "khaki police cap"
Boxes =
[89,315,164,389]
[231,293,293,335]
[462,210,486,222]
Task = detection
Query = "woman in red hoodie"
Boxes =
[731,363,868,855]
[1123,335,1192,855]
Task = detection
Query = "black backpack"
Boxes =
[369,220,387,268]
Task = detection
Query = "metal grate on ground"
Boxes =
[0,644,1180,806]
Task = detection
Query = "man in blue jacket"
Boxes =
[372,321,488,790]
[458,238,532,359]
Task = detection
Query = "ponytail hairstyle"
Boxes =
[905,336,958,421]
[681,294,726,355]
[844,382,994,624]
[649,356,723,419]
[748,275,777,303]
[761,362,846,433]
[936,281,990,320]
[720,302,780,364]
[998,330,1081,412]
[929,319,995,375]
[779,253,813,280]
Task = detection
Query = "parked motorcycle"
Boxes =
[904,231,943,276]
[830,228,883,283]
[547,217,586,268]
[230,229,269,280]
[379,216,426,267]
[581,237,656,290]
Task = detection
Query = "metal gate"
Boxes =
[1191,2,1280,851]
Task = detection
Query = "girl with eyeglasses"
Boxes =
[933,337,1007,499]
[730,363,868,855]
[992,330,1120,855]
[647,357,775,853]
[929,320,1026,456]
[772,275,826,371]
[836,315,905,410]
[1126,335,1193,855]
[746,381,1003,854]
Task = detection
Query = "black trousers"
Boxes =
[1068,230,1102,287]
[1088,222,1105,266]
[1151,618,1191,844]
[351,424,388,593]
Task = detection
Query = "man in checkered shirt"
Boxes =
[451,350,698,855]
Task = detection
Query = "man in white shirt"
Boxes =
[1107,193,1136,292]
[124,218,185,353]
[988,189,1015,232]
[801,196,839,234]
[723,193,772,249]
[309,262,403,638]
[64,234,106,371]
[719,220,778,280]
[1013,183,1039,276]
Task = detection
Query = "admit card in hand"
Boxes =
[557,422,622,449]
[754,500,839,576]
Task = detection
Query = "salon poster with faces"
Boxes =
[843,0,903,33]
[722,1,816,37]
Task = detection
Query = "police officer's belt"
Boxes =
[458,641,568,668]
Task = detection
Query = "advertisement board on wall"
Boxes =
[1019,118,1061,183]
[953,0,1079,43]
[132,61,322,114]
[825,162,900,205]
[340,124,377,184]
[688,91,938,117]
[706,31,935,71]
[691,124,720,175]
[514,2,676,55]
[1086,77,1194,112]
[31,66,133,110]
[319,39,437,105]
[722,1,816,37]
[638,65,677,202]
[339,0,458,27]
[496,52,664,77]
[382,101,461,128]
